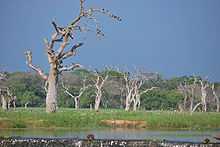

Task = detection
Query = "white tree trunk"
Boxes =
[125,90,132,111]
[201,87,207,112]
[133,94,140,111]
[212,84,220,112]
[74,96,80,110]
[1,95,8,110]
[94,90,102,111]
[25,102,29,109]
[46,67,58,113]
[199,80,208,112]
[189,87,194,112]
[216,97,220,112]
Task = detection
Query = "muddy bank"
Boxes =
[0,137,220,147]
[100,120,147,128]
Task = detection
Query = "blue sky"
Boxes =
[0,0,220,81]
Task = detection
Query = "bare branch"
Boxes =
[59,63,81,72]
[58,43,83,60]
[86,8,122,21]
[192,102,202,112]
[56,31,70,56]
[140,87,158,95]
[62,81,75,98]
[24,51,48,80]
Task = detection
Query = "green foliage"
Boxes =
[7,72,45,107]
[141,90,183,110]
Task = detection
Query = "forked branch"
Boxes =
[24,51,48,80]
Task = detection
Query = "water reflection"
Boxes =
[0,128,219,143]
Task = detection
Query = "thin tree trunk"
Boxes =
[212,84,220,112]
[200,80,208,112]
[94,91,102,111]
[125,91,132,111]
[46,67,58,113]
[183,94,188,110]
[192,102,202,113]
[190,87,195,112]
[216,97,220,112]
[25,102,29,109]
[1,95,8,110]
[74,96,80,110]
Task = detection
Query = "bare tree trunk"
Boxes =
[215,96,220,112]
[212,84,220,112]
[133,96,139,111]
[183,93,188,110]
[74,96,80,110]
[46,67,58,113]
[189,87,194,112]
[178,82,189,111]
[1,95,8,110]
[25,102,29,109]
[12,96,16,110]
[125,90,133,111]
[200,80,208,112]
[95,91,102,111]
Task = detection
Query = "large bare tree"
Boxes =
[25,0,121,113]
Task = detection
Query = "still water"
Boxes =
[0,128,220,143]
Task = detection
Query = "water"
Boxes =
[0,128,220,143]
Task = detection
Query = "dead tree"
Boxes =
[25,102,29,109]
[93,71,109,111]
[200,79,209,112]
[122,70,157,111]
[178,82,190,111]
[189,77,197,112]
[0,72,16,110]
[122,72,135,111]
[212,84,220,112]
[132,86,157,111]
[0,88,13,110]
[178,76,198,113]
[25,0,121,113]
[62,78,90,109]
[192,79,209,112]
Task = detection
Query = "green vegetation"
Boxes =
[0,108,219,130]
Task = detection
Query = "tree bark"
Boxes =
[74,96,80,110]
[1,95,8,110]
[125,90,132,111]
[200,80,208,112]
[46,67,58,113]
[212,84,220,112]
[94,90,102,111]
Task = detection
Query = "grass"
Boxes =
[0,108,220,130]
